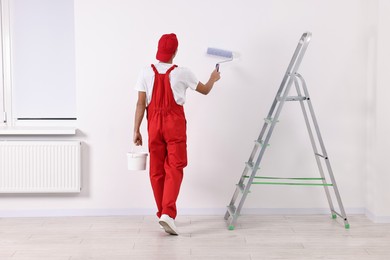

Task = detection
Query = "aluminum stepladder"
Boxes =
[224,32,349,230]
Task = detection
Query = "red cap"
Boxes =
[156,33,178,62]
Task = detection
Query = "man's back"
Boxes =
[135,63,198,106]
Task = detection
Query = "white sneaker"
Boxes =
[159,214,179,235]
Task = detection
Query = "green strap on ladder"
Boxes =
[244,176,333,186]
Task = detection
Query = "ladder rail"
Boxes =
[296,74,349,225]
[296,74,329,160]
[293,76,336,213]
[265,33,312,124]
[224,166,249,220]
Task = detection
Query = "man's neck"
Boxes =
[159,59,173,64]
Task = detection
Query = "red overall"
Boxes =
[147,64,187,219]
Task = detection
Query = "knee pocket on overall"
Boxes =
[167,141,187,169]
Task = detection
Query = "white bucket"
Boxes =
[127,152,148,171]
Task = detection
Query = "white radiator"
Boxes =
[0,141,81,193]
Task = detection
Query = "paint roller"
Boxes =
[206,47,234,72]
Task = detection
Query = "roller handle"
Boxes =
[216,63,220,72]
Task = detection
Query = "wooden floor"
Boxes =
[0,214,390,260]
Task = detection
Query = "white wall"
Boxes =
[366,0,390,222]
[2,0,388,220]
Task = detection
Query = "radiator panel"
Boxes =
[0,141,81,193]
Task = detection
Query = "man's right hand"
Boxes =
[133,132,143,146]
[195,68,221,95]
[210,69,221,83]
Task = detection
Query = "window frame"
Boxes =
[1,0,77,128]
[1,0,13,127]
[0,12,4,126]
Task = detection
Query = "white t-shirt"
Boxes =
[134,63,199,106]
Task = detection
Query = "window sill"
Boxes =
[0,126,77,135]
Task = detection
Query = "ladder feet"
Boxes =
[345,223,350,229]
[228,225,235,230]
[332,214,337,219]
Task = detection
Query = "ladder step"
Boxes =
[236,183,245,193]
[254,139,270,147]
[264,117,279,124]
[245,162,260,170]
[236,183,250,194]
[277,96,308,101]
[227,205,237,216]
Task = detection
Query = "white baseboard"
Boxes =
[365,209,390,223]
[0,207,368,218]
[0,208,154,218]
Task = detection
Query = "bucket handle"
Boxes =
[130,144,142,154]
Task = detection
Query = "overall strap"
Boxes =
[150,64,178,75]
[166,65,178,75]
[151,64,159,74]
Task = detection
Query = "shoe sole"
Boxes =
[159,220,178,235]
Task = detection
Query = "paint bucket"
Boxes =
[127,152,148,171]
